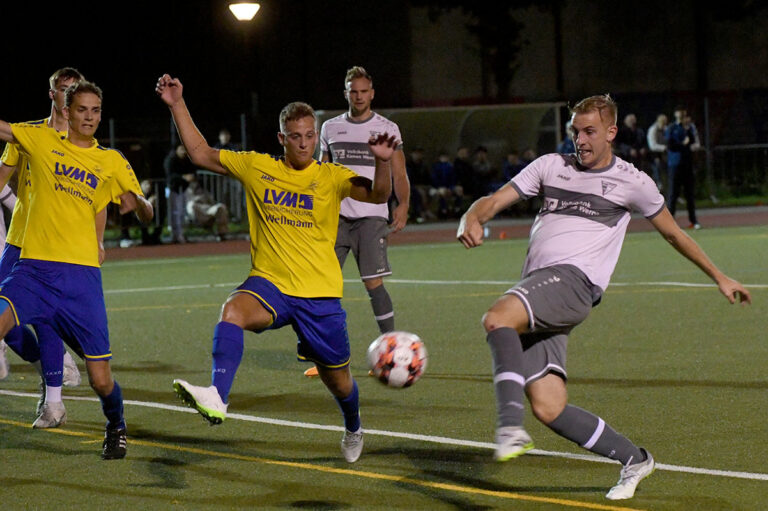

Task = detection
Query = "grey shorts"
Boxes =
[335,216,392,280]
[505,264,602,385]
[505,264,600,334]
[520,332,568,385]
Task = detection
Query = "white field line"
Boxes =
[1,389,766,482]
[103,279,768,295]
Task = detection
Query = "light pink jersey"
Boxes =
[320,112,403,219]
[510,153,665,291]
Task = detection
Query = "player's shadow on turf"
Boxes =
[109,362,192,374]
[392,446,605,494]
[128,426,269,450]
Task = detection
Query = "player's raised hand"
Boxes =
[155,74,183,107]
[368,132,398,161]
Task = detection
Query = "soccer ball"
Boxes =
[367,331,427,388]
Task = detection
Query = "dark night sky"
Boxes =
[4,0,412,153]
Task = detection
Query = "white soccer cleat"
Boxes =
[62,351,81,387]
[494,426,534,461]
[606,448,655,500]
[35,380,46,416]
[341,428,364,463]
[173,379,227,425]
[0,340,9,380]
[33,401,67,429]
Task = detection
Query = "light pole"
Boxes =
[228,2,261,150]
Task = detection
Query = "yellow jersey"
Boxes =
[0,118,55,247]
[220,150,356,298]
[11,122,142,267]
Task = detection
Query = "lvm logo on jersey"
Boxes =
[54,162,98,189]
[263,189,314,211]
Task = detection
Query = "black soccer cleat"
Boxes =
[101,427,127,460]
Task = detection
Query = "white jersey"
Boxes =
[0,185,16,245]
[510,153,665,291]
[320,112,403,219]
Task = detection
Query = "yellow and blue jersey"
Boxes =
[11,121,143,267]
[219,150,357,298]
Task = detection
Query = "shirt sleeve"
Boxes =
[510,156,546,199]
[630,170,666,218]
[320,122,329,155]
[219,149,253,182]
[1,142,19,166]
[334,163,357,200]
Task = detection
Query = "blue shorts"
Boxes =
[0,243,21,281]
[0,259,111,361]
[233,276,351,368]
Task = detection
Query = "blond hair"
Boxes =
[570,94,617,126]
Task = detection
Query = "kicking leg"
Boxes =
[173,291,272,424]
[528,374,654,500]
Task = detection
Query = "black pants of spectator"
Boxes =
[667,159,698,225]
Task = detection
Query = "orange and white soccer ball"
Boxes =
[367,331,427,388]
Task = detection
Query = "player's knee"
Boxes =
[530,399,566,425]
[220,301,247,327]
[89,376,114,397]
[482,311,518,333]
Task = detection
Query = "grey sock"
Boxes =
[367,284,394,333]
[487,327,526,428]
[548,405,644,465]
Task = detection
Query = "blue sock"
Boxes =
[335,379,361,432]
[211,321,244,404]
[37,325,64,387]
[4,325,40,363]
[100,381,125,430]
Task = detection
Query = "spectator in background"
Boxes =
[646,114,667,190]
[502,151,526,181]
[454,146,475,200]
[406,147,431,223]
[184,174,230,240]
[164,144,196,243]
[556,120,575,154]
[665,106,700,229]
[472,145,495,197]
[140,180,163,245]
[214,128,239,151]
[616,113,648,167]
[431,151,463,218]
[521,147,537,166]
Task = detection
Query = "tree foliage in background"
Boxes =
[411,1,562,101]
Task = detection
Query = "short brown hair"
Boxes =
[49,67,85,90]
[344,66,372,87]
[570,94,617,126]
[65,81,103,108]
[279,102,316,132]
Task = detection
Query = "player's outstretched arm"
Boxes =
[96,207,107,265]
[155,74,228,175]
[349,133,396,204]
[0,164,15,190]
[457,183,521,249]
[390,149,410,233]
[650,207,751,304]
[117,191,154,225]
[0,121,16,144]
